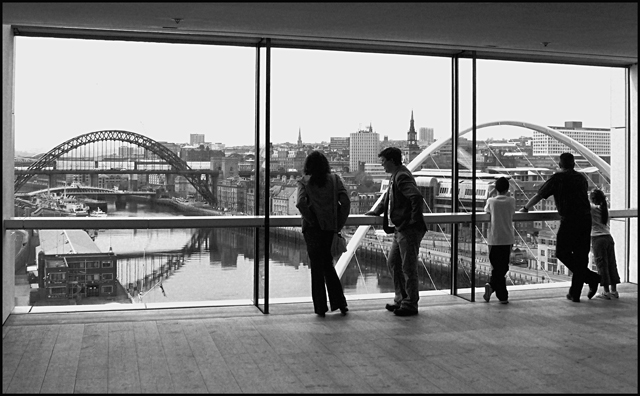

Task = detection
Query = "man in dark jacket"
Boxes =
[520,152,600,302]
[365,147,426,316]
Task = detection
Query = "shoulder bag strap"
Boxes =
[332,174,338,231]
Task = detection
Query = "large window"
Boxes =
[14,37,255,213]
[468,60,627,291]
[8,35,635,311]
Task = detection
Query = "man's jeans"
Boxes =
[556,215,600,298]
[387,223,426,311]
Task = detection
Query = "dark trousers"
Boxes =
[387,223,426,311]
[303,228,347,314]
[591,234,620,287]
[556,215,601,298]
[488,245,511,301]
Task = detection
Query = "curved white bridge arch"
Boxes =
[334,120,611,277]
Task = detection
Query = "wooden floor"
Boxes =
[3,283,638,394]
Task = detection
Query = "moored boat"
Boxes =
[33,192,90,217]
[90,207,107,217]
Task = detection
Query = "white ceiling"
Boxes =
[2,2,638,66]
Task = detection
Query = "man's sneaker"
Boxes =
[394,308,418,316]
[610,291,619,299]
[595,292,611,300]
[587,282,599,299]
[499,300,509,304]
[483,283,493,302]
[385,303,400,312]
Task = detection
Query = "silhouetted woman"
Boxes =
[296,151,350,317]
[589,189,620,299]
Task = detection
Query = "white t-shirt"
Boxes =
[590,204,610,237]
[484,195,516,246]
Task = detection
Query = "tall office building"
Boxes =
[190,133,205,146]
[532,121,610,157]
[419,127,435,146]
[349,124,380,172]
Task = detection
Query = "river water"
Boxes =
[93,199,434,304]
[90,198,559,306]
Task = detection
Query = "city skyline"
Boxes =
[14,36,621,154]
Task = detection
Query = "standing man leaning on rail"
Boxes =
[365,147,427,316]
[520,152,600,302]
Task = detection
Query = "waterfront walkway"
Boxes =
[3,283,637,393]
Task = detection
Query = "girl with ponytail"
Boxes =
[589,189,620,299]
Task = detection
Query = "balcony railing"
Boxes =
[5,210,637,230]
[6,209,637,313]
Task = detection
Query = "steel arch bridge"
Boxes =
[334,120,612,277]
[14,130,217,205]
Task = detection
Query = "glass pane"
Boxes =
[15,227,260,308]
[264,225,452,303]
[13,37,259,308]
[255,45,268,311]
[345,225,449,296]
[270,48,452,300]
[14,37,255,212]
[471,60,626,293]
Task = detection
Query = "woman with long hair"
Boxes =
[589,189,620,299]
[296,151,350,317]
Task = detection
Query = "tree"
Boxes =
[353,170,378,192]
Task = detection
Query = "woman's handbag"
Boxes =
[331,232,347,259]
[330,174,348,260]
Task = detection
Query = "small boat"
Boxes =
[90,207,107,217]
[60,199,89,217]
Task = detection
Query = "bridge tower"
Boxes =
[129,175,138,191]
[165,174,176,193]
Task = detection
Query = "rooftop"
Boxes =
[38,230,102,255]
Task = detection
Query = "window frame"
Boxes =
[4,27,637,313]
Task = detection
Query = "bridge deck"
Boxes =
[16,187,156,197]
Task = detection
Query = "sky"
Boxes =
[13,36,623,155]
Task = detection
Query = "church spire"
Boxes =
[406,110,419,163]
[297,127,302,147]
[408,110,417,144]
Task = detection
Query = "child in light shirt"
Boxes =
[483,177,516,304]
[589,189,620,299]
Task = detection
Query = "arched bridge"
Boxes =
[14,130,217,205]
[334,120,612,277]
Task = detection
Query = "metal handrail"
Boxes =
[4,209,637,230]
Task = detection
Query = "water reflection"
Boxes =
[100,224,467,304]
[97,199,562,304]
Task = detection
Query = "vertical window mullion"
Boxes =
[263,39,271,314]
[470,54,477,301]
[451,56,459,295]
